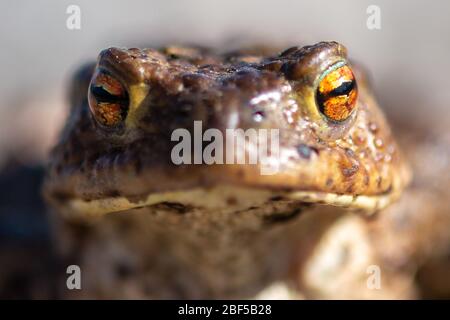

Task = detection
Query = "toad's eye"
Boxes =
[316,63,358,122]
[88,70,129,127]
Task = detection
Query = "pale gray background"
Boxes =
[0,0,449,163]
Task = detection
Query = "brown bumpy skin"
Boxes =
[43,42,410,298]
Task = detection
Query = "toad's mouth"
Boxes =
[53,184,396,219]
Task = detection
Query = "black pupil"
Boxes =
[91,85,128,104]
[328,80,355,97]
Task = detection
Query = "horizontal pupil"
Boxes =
[91,85,127,103]
[328,80,355,97]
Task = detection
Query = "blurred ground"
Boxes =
[0,1,449,299]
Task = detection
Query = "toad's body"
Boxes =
[43,42,410,298]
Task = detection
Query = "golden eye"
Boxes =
[316,62,358,122]
[88,70,129,127]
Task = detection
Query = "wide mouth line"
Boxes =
[54,186,395,218]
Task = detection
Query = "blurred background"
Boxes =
[0,0,449,299]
